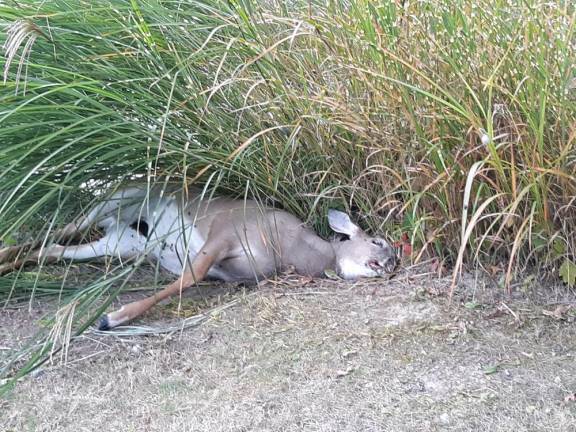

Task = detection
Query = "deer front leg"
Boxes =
[98,238,228,330]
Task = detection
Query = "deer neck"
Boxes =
[328,241,363,280]
[318,238,339,271]
[294,233,338,277]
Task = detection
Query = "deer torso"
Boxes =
[95,185,337,281]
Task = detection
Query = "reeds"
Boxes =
[0,0,574,388]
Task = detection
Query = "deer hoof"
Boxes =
[98,315,111,331]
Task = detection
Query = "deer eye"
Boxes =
[371,240,383,247]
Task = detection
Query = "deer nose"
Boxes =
[383,256,397,273]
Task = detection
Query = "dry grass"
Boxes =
[2,273,576,431]
[1,0,575,398]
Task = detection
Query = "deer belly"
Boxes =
[207,254,277,282]
[150,228,205,275]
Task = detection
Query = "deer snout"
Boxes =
[382,255,397,273]
[367,253,397,275]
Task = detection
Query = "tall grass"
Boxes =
[0,0,574,388]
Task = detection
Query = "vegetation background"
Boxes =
[0,0,574,387]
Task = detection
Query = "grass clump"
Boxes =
[0,0,574,386]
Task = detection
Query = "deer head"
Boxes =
[328,209,397,279]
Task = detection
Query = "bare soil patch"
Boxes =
[1,270,576,431]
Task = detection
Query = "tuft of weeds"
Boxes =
[0,0,574,388]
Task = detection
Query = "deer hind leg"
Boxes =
[0,223,85,271]
[59,189,141,235]
[0,243,67,276]
[99,236,230,330]
[0,211,99,274]
[0,225,145,275]
[0,188,147,269]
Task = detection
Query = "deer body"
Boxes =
[0,184,397,330]
[73,185,338,280]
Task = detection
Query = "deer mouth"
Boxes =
[368,260,384,274]
[369,258,396,274]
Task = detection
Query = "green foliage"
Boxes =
[0,0,575,389]
[560,259,576,287]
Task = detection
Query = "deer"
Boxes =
[0,183,398,330]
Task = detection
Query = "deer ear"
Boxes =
[327,209,361,238]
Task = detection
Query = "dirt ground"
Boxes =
[1,269,576,432]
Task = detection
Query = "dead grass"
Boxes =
[1,272,576,431]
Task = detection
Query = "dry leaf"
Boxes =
[430,258,448,276]
[486,308,506,319]
[334,367,354,378]
[342,350,358,358]
[425,286,441,297]
[394,233,412,257]
[542,305,572,320]
[488,265,502,276]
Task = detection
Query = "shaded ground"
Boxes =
[1,269,576,431]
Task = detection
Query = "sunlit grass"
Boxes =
[0,0,574,390]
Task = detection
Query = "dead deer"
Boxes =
[0,184,397,330]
